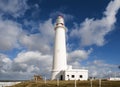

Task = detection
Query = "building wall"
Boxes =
[109,77,120,81]
[64,70,88,80]
[52,71,65,80]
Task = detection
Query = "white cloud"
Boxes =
[0,54,12,79]
[0,0,28,17]
[14,51,52,74]
[0,20,22,50]
[87,60,118,78]
[14,51,51,64]
[39,18,54,42]
[15,51,52,79]
[70,0,120,47]
[0,51,52,80]
[67,48,92,68]
[1,52,118,80]
[20,19,54,54]
[0,18,55,79]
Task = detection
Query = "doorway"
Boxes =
[60,75,63,80]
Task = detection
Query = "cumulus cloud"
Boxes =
[0,51,52,80]
[0,17,55,79]
[0,18,54,79]
[0,0,28,17]
[67,48,92,68]
[0,18,55,52]
[14,51,52,76]
[87,60,118,78]
[39,18,54,42]
[70,0,120,47]
[20,19,54,54]
[0,20,22,50]
[0,52,119,80]
[0,54,12,71]
[0,53,12,80]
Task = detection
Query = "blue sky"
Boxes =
[0,0,120,80]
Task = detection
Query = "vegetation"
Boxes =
[8,80,120,87]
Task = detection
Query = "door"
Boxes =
[60,75,63,80]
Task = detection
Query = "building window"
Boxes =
[71,75,75,78]
[80,75,83,78]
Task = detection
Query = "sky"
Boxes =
[0,0,120,80]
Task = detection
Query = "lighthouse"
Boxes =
[51,16,67,80]
[51,16,88,80]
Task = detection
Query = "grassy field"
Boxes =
[8,80,120,87]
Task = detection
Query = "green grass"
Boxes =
[8,80,120,87]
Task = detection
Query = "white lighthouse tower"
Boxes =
[51,16,67,80]
[51,16,88,81]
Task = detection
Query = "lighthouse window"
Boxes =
[71,75,75,78]
[80,75,83,78]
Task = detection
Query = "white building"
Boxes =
[109,77,120,81]
[60,66,88,80]
[51,16,88,80]
[64,66,88,80]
